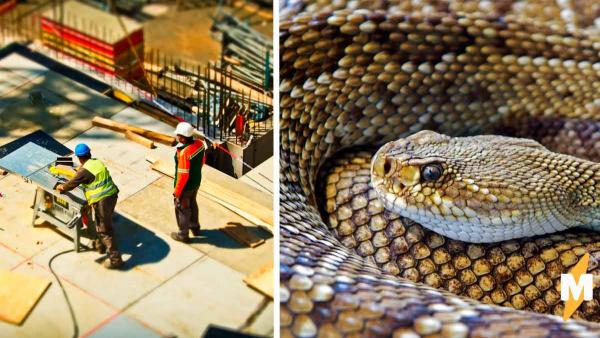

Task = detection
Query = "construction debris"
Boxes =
[222,222,265,248]
[243,262,273,299]
[92,116,176,146]
[0,269,51,325]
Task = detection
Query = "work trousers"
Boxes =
[175,189,200,237]
[92,194,121,263]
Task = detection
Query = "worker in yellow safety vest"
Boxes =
[56,143,123,269]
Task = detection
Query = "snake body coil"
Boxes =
[280,1,600,336]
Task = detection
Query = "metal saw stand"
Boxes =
[30,187,95,252]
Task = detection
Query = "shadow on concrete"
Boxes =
[110,213,170,271]
[187,223,272,248]
[38,212,170,270]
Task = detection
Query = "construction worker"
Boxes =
[55,144,123,269]
[172,122,206,243]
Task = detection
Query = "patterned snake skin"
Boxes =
[280,0,600,336]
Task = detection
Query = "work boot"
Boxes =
[189,227,201,237]
[103,258,123,270]
[171,232,190,243]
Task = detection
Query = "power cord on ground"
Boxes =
[48,249,79,338]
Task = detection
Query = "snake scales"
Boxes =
[280,0,600,337]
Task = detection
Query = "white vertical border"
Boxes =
[272,0,281,336]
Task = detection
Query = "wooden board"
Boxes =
[125,130,155,149]
[0,270,51,325]
[92,116,176,146]
[221,223,265,248]
[147,158,273,232]
[243,262,273,299]
[201,179,273,229]
[135,102,181,127]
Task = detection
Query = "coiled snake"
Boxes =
[280,1,600,336]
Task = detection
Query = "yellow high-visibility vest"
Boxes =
[81,159,118,204]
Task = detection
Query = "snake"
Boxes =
[280,0,600,337]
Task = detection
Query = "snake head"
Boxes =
[371,130,600,243]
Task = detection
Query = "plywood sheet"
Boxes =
[221,223,265,248]
[243,262,273,299]
[0,270,51,325]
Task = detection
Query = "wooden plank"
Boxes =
[243,262,273,299]
[135,102,181,127]
[147,158,173,178]
[221,223,265,248]
[0,270,51,325]
[92,116,176,146]
[125,131,155,149]
[147,158,273,232]
[201,179,273,229]
[199,191,272,231]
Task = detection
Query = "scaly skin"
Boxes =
[371,131,600,242]
[320,149,600,322]
[280,0,600,336]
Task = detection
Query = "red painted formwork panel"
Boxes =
[41,17,143,56]
[0,0,17,15]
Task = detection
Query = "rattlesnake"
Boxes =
[280,0,600,336]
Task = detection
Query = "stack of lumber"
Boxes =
[0,0,16,15]
[212,14,272,89]
[40,0,144,80]
[92,116,176,148]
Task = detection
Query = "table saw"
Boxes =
[0,130,95,252]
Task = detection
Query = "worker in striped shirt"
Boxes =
[171,122,206,243]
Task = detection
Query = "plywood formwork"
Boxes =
[40,0,144,80]
[0,270,51,325]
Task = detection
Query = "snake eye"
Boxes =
[421,163,443,182]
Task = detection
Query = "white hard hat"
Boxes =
[175,122,194,137]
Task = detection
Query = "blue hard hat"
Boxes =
[74,143,91,157]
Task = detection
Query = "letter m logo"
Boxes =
[560,253,593,320]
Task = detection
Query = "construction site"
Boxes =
[0,0,273,337]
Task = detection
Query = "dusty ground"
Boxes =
[143,4,272,64]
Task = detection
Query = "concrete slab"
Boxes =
[87,315,161,338]
[0,244,26,270]
[126,257,268,338]
[0,174,64,258]
[0,262,114,338]
[239,156,273,195]
[30,70,126,118]
[28,209,196,309]
[0,54,126,147]
[0,67,29,95]
[0,53,47,81]
[118,175,273,276]
[245,300,274,336]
